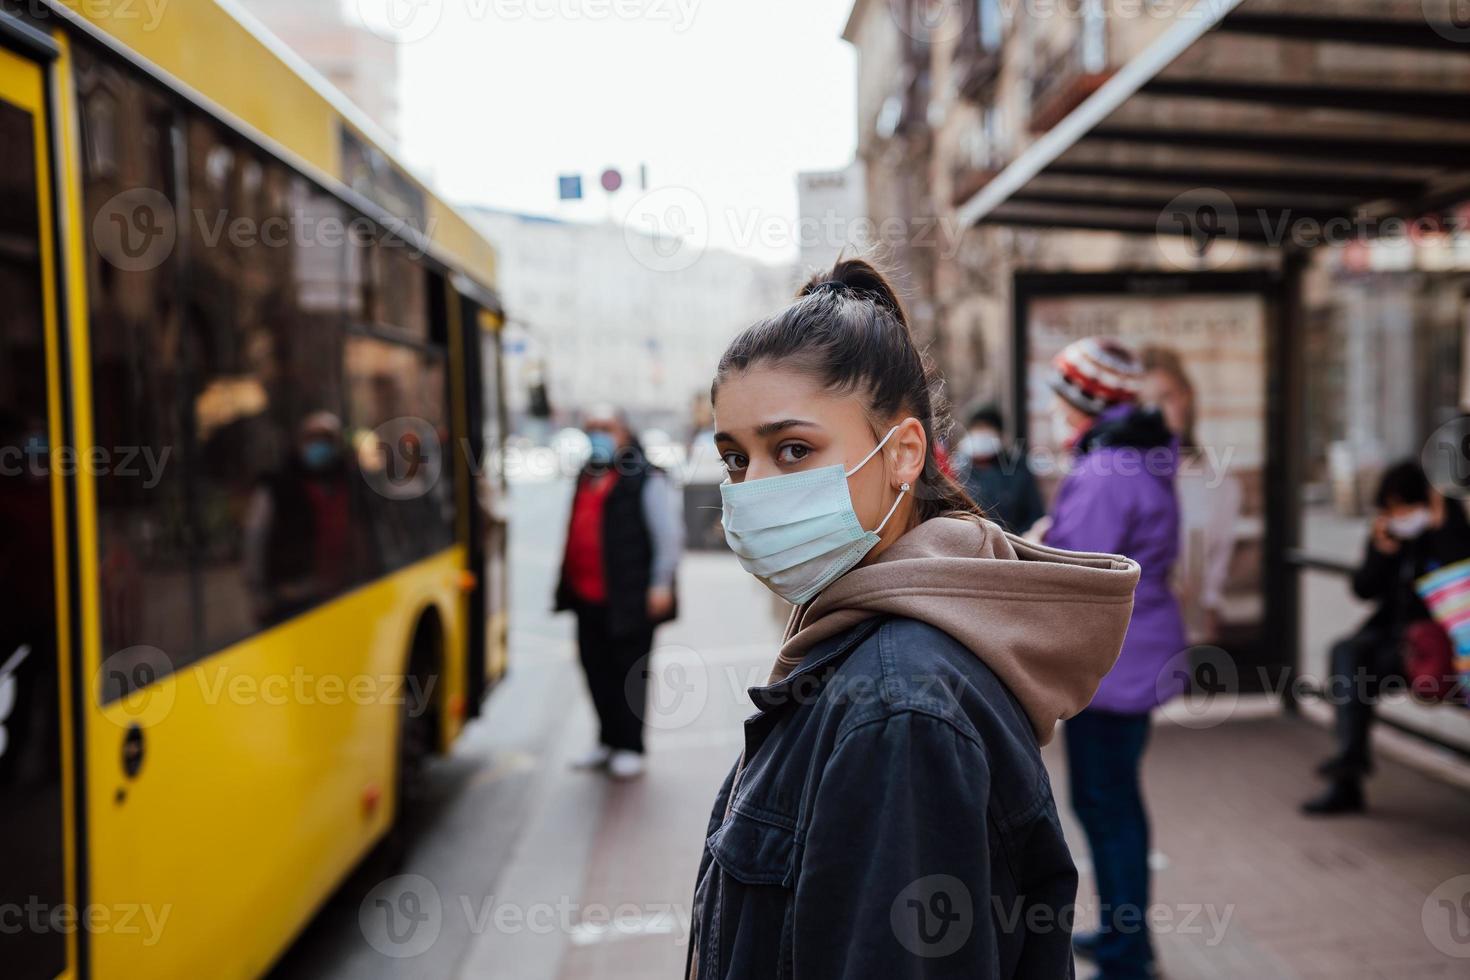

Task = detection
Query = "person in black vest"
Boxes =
[1303,460,1470,815]
[555,406,682,779]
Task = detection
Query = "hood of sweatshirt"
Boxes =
[773,515,1140,745]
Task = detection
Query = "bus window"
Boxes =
[370,244,429,343]
[343,328,455,571]
[76,47,194,699]
[183,116,365,644]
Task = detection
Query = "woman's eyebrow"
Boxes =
[754,418,817,437]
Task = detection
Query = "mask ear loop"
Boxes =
[874,481,911,534]
[847,424,910,535]
[845,425,902,477]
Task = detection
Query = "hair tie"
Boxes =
[811,279,848,296]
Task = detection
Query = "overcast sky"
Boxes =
[351,0,861,264]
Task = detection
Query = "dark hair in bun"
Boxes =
[712,257,979,522]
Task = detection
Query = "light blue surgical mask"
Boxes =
[301,439,338,472]
[587,431,616,466]
[720,425,910,605]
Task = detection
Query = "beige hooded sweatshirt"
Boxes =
[771,515,1140,745]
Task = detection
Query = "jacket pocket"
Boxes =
[706,806,798,887]
[703,808,799,979]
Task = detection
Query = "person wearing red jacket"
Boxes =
[555,406,682,779]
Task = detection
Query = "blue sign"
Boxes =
[558,174,583,200]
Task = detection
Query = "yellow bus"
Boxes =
[0,2,509,976]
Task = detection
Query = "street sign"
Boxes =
[600,168,623,193]
[558,174,583,200]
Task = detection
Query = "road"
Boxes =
[269,477,782,979]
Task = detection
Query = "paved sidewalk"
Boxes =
[1058,713,1470,979]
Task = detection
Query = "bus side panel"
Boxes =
[84,549,466,978]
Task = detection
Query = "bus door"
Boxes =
[0,36,74,980]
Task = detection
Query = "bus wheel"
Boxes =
[378,612,441,870]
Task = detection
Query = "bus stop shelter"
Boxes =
[955,0,1470,753]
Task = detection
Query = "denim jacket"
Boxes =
[685,617,1078,980]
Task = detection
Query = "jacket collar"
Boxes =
[746,618,883,714]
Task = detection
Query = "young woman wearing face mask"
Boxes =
[684,260,1142,980]
[1303,460,1470,815]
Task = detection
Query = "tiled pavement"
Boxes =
[539,668,1470,978]
[1060,714,1470,979]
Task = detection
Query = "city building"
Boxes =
[466,208,794,437]
[796,163,868,276]
[847,0,1470,754]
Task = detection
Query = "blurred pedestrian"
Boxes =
[1303,461,1470,815]
[1044,337,1184,980]
[243,412,373,625]
[1141,346,1243,645]
[687,261,1140,979]
[555,406,682,780]
[957,403,1045,534]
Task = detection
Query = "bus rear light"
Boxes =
[361,784,382,817]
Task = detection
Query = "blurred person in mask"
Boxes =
[1141,347,1243,645]
[555,406,682,780]
[1303,461,1470,816]
[1043,337,1184,980]
[957,404,1045,534]
[244,411,370,624]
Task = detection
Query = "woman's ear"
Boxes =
[889,416,926,487]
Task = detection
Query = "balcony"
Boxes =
[1028,23,1112,133]
[875,64,933,142]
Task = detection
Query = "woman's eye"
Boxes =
[776,443,811,465]
[720,451,747,472]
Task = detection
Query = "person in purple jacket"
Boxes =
[1043,336,1185,980]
